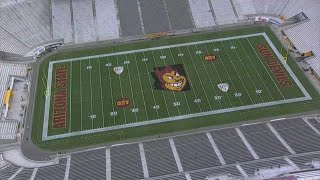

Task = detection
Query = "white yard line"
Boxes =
[141,52,160,119]
[220,41,254,105]
[107,57,116,125]
[80,60,83,130]
[160,49,181,115]
[203,43,234,107]
[151,50,171,117]
[125,54,138,122]
[69,62,72,132]
[89,59,94,128]
[186,46,213,110]
[136,52,154,119]
[216,42,244,106]
[177,47,202,112]
[115,55,127,124]
[98,59,105,127]
[229,40,264,103]
[194,44,223,109]
[169,48,192,114]
[246,37,285,100]
[237,38,274,101]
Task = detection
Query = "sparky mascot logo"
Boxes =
[152,64,190,92]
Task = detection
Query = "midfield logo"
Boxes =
[152,64,191,92]
[217,83,229,92]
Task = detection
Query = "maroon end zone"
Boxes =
[52,65,68,129]
[256,44,293,87]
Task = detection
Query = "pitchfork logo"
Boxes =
[217,83,229,92]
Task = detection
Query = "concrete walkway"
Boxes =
[3,148,57,168]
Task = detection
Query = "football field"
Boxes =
[42,33,311,141]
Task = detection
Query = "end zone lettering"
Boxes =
[256,44,293,87]
[52,65,68,128]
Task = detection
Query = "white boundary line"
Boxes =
[42,33,312,141]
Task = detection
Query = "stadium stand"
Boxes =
[232,0,257,20]
[143,139,178,177]
[0,161,20,180]
[210,0,238,25]
[270,119,320,153]
[0,0,51,56]
[281,2,320,79]
[0,118,319,179]
[240,123,291,158]
[0,121,18,139]
[187,0,216,28]
[72,0,96,43]
[51,0,73,43]
[210,128,254,164]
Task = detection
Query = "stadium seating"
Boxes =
[0,0,51,56]
[240,158,289,176]
[232,0,257,20]
[34,158,67,180]
[143,139,179,177]
[174,133,221,171]
[270,119,320,153]
[111,144,144,179]
[210,0,238,25]
[69,148,106,179]
[51,0,73,43]
[0,63,28,110]
[210,128,254,164]
[289,152,320,170]
[240,123,291,158]
[0,121,19,139]
[0,161,20,179]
